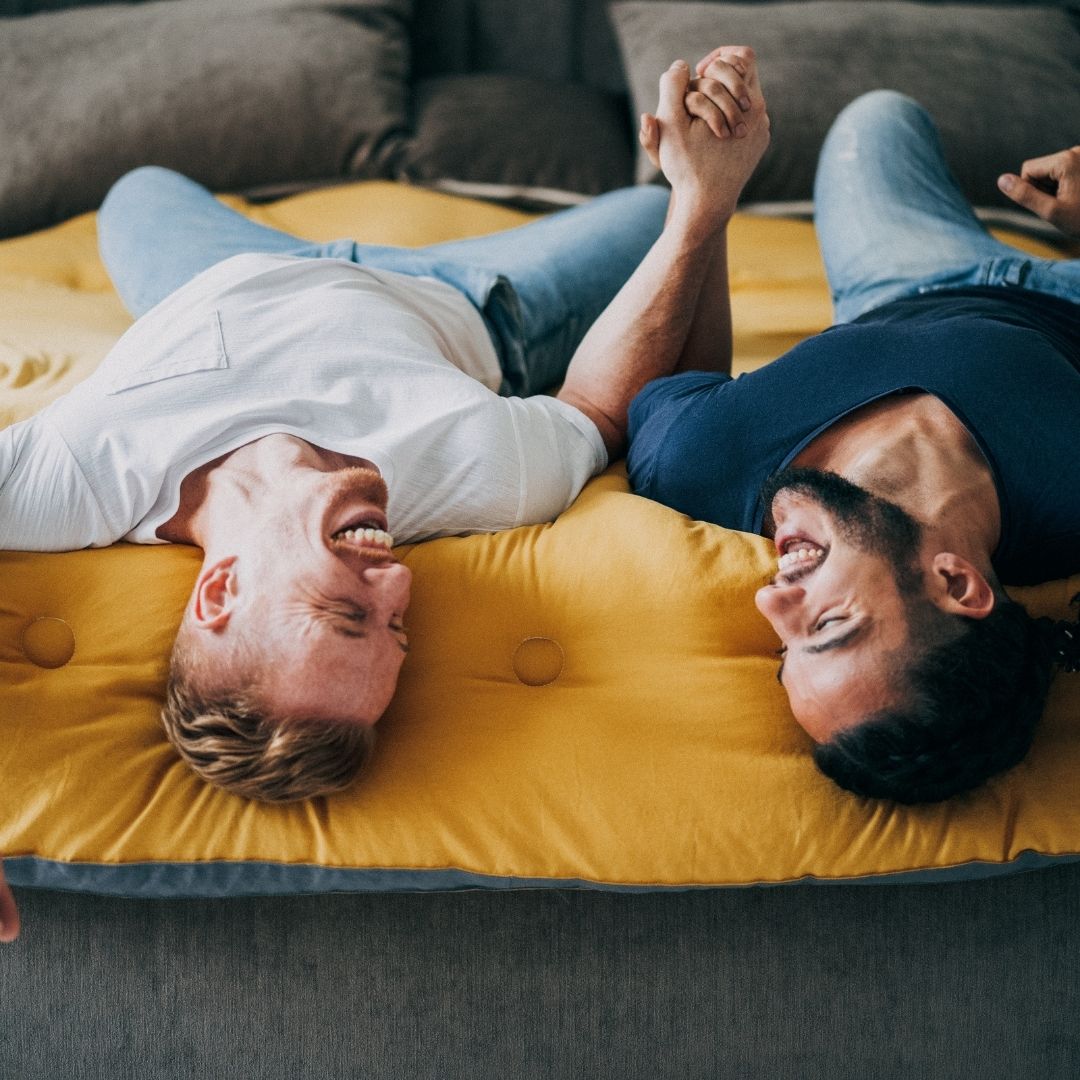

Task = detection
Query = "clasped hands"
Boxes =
[639,45,771,223]
[644,47,1080,242]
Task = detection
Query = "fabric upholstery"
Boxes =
[6,871,1080,1079]
[611,1,1080,204]
[3,182,1079,896]
[409,0,1080,92]
[398,75,635,205]
[0,0,412,239]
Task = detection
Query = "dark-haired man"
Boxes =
[631,85,1080,803]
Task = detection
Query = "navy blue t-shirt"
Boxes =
[626,287,1080,586]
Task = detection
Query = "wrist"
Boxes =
[667,192,734,237]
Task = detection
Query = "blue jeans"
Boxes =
[814,90,1080,323]
[97,168,670,396]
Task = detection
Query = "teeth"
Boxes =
[332,527,394,548]
[777,546,825,571]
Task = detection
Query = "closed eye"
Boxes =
[321,603,370,639]
[336,613,369,639]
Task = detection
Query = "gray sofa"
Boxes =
[3,1,1080,1076]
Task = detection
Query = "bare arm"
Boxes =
[556,187,726,455]
[644,182,735,378]
[0,861,19,943]
[998,146,1080,238]
[557,49,769,458]
[638,47,766,377]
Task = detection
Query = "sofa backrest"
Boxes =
[410,0,1079,94]
[5,0,1075,98]
[411,0,622,90]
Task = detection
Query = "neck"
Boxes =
[156,434,379,547]
[793,392,1001,569]
[155,449,258,547]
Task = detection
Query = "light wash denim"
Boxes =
[97,168,670,396]
[814,90,1080,323]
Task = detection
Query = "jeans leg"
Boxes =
[97,167,349,317]
[425,186,670,393]
[99,172,670,393]
[344,186,671,395]
[814,91,1018,322]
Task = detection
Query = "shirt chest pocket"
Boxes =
[105,311,228,395]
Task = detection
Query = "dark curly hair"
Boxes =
[813,593,1080,804]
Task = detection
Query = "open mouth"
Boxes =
[329,514,395,559]
[775,535,827,584]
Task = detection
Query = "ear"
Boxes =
[191,555,240,631]
[927,552,996,620]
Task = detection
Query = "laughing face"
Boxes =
[754,468,928,742]
[192,443,414,728]
[256,463,412,725]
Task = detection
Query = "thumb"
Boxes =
[657,60,690,123]
[998,173,1057,221]
[638,113,661,170]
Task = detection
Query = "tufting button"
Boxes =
[21,616,76,669]
[512,637,564,686]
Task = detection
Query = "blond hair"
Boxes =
[160,634,374,803]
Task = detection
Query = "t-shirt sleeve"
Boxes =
[505,395,608,525]
[626,371,733,502]
[0,419,113,551]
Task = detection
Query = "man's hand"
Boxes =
[638,46,770,221]
[0,861,19,943]
[998,147,1080,238]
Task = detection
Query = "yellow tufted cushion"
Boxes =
[3,184,1079,894]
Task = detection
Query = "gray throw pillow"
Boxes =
[610,1,1080,206]
[395,74,635,206]
[0,0,411,238]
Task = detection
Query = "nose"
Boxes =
[361,561,413,614]
[754,581,806,632]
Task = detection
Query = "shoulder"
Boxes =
[629,370,733,424]
[506,395,607,473]
[627,371,736,482]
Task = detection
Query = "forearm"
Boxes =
[557,202,727,456]
[675,219,733,375]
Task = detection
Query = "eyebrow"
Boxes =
[776,624,867,684]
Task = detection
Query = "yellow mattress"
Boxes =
[3,183,1079,895]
